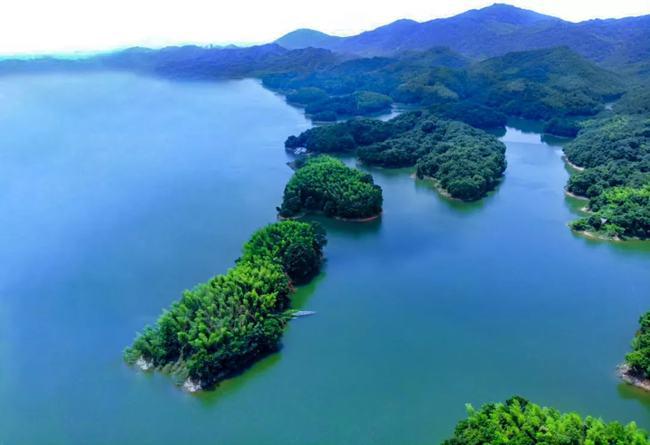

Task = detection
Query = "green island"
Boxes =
[286,111,506,201]
[620,312,650,391]
[443,396,649,444]
[278,155,383,220]
[565,115,650,240]
[124,220,326,390]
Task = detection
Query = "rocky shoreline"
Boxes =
[617,364,650,392]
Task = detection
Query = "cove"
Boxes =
[0,73,649,445]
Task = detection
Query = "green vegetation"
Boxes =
[564,116,650,171]
[415,125,507,201]
[279,156,382,219]
[285,111,421,154]
[614,83,650,116]
[469,47,623,120]
[443,396,649,445]
[265,46,621,129]
[625,312,650,380]
[565,116,650,239]
[286,111,506,201]
[304,91,393,118]
[543,116,582,138]
[571,185,650,239]
[124,221,326,389]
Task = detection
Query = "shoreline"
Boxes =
[334,212,382,223]
[414,173,498,203]
[564,189,589,201]
[412,173,460,201]
[617,364,650,392]
[570,226,623,242]
[279,210,382,223]
[563,156,585,172]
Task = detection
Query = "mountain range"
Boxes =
[275,3,650,71]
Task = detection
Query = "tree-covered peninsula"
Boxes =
[279,156,383,220]
[286,111,506,201]
[443,396,649,445]
[620,311,650,391]
[565,115,650,239]
[124,221,326,390]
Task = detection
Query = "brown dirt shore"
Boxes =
[563,156,585,171]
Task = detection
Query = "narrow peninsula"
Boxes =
[125,221,326,391]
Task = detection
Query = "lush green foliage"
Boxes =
[571,185,650,239]
[543,117,582,137]
[304,91,393,118]
[614,84,650,115]
[285,111,505,201]
[415,123,507,201]
[279,156,382,219]
[625,312,650,379]
[469,47,623,120]
[564,115,650,239]
[443,396,649,445]
[266,46,621,127]
[564,116,650,170]
[124,221,326,388]
[285,111,421,154]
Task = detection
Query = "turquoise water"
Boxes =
[0,73,649,444]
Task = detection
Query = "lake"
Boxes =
[1,72,649,445]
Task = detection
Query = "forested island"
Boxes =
[278,156,383,220]
[566,116,650,240]
[620,312,650,391]
[124,221,326,390]
[286,111,506,201]
[443,396,649,444]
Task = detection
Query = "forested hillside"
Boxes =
[263,46,622,125]
[566,116,650,239]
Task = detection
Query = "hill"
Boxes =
[275,3,650,71]
[274,29,343,50]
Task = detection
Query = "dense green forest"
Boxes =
[286,111,506,201]
[625,312,650,380]
[279,156,383,219]
[565,115,650,239]
[571,185,650,239]
[263,46,622,130]
[124,221,326,389]
[442,396,649,444]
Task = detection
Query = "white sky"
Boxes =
[1,0,649,55]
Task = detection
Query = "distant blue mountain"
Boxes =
[274,29,343,50]
[274,3,650,68]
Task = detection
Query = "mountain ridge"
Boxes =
[273,3,650,69]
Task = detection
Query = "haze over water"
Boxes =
[1,72,649,444]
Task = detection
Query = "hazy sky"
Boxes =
[2,0,649,55]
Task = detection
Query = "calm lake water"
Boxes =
[1,73,649,445]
